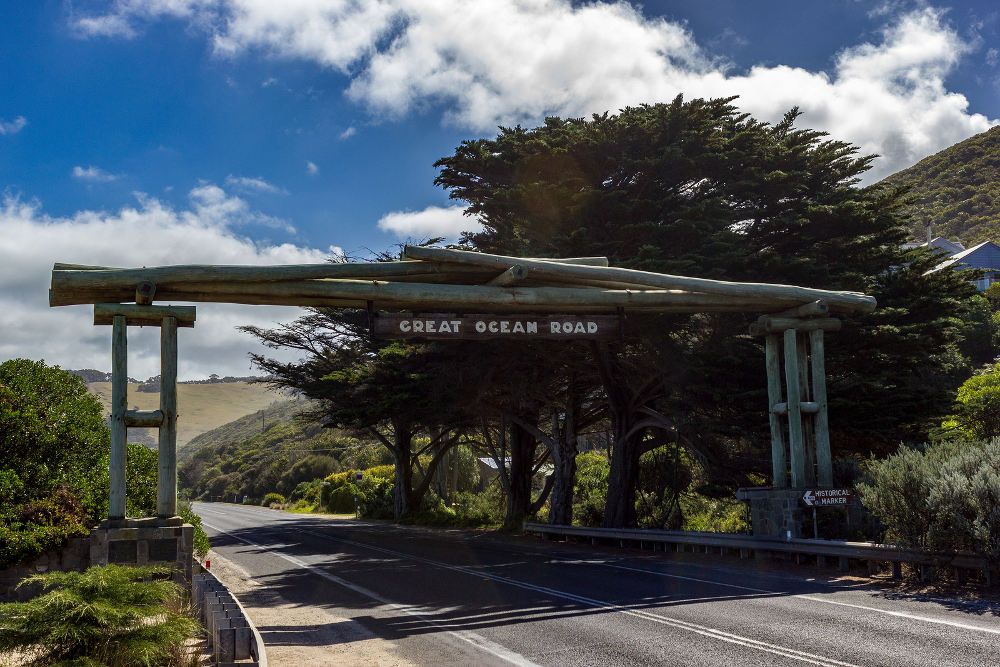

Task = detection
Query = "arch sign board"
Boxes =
[373,312,620,340]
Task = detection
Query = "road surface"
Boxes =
[194,502,1000,666]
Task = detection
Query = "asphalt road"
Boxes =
[194,502,1000,666]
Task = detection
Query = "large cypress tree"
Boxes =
[435,96,982,526]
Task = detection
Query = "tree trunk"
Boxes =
[549,388,580,526]
[603,420,643,528]
[392,420,414,519]
[505,418,538,529]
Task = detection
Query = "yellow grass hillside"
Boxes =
[87,381,284,450]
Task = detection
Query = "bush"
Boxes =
[357,479,395,519]
[261,492,286,507]
[573,452,609,526]
[326,484,361,514]
[450,488,505,527]
[0,564,199,666]
[857,438,1000,560]
[177,500,211,560]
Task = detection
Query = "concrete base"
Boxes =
[736,487,808,538]
[90,518,194,586]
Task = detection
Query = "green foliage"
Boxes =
[356,479,395,519]
[261,492,286,507]
[0,564,198,666]
[177,500,210,560]
[0,486,91,570]
[679,494,748,533]
[0,359,109,522]
[944,363,1000,440]
[124,443,158,518]
[573,452,609,527]
[325,484,360,513]
[856,439,998,553]
[880,125,1000,246]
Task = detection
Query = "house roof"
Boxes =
[933,240,1000,272]
[902,236,966,253]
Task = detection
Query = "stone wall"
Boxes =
[0,536,91,602]
[0,522,194,602]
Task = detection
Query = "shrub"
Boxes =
[326,484,361,514]
[261,492,286,507]
[450,488,504,527]
[357,479,395,519]
[573,451,609,526]
[177,500,211,560]
[0,564,199,666]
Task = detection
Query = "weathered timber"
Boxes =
[158,317,178,518]
[750,317,842,336]
[798,334,816,487]
[784,328,807,488]
[374,313,620,340]
[810,329,833,487]
[51,257,608,291]
[765,335,788,488]
[57,281,804,312]
[135,281,156,306]
[487,265,528,286]
[770,300,828,319]
[771,401,820,415]
[402,245,877,314]
[94,303,196,327]
[110,316,127,520]
[124,409,164,428]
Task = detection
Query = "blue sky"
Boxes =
[2,0,999,379]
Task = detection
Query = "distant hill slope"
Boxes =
[880,125,1000,246]
[179,397,315,461]
[87,381,286,450]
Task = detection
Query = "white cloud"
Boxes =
[306,161,319,175]
[0,188,341,380]
[72,2,996,180]
[377,204,480,240]
[0,116,27,135]
[72,165,119,182]
[338,126,357,140]
[225,174,287,195]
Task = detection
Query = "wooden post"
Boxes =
[783,328,807,487]
[810,329,833,487]
[765,335,788,488]
[110,315,128,520]
[158,317,178,518]
[797,335,816,487]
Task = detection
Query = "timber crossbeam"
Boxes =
[50,248,876,317]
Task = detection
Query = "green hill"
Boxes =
[177,397,388,502]
[87,381,285,450]
[880,125,1000,246]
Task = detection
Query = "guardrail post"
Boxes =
[891,561,902,579]
[838,556,850,572]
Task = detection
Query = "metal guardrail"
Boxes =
[523,522,996,585]
[192,571,268,666]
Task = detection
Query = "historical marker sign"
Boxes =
[802,488,854,507]
[373,313,620,340]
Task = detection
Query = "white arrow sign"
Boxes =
[802,490,816,507]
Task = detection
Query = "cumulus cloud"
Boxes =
[72,165,119,182]
[377,204,480,240]
[0,116,27,135]
[225,174,287,195]
[0,187,340,380]
[72,2,995,180]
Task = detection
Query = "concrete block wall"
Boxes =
[0,536,91,602]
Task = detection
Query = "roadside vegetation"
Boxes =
[0,564,200,666]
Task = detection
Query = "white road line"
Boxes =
[595,561,1000,637]
[294,528,857,667]
[201,521,540,667]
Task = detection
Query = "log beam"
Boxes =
[402,245,877,314]
[94,303,196,327]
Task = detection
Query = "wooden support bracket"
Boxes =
[124,409,165,428]
[771,401,820,415]
[94,303,196,328]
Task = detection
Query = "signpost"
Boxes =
[802,488,853,507]
[373,312,620,340]
[802,488,854,539]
